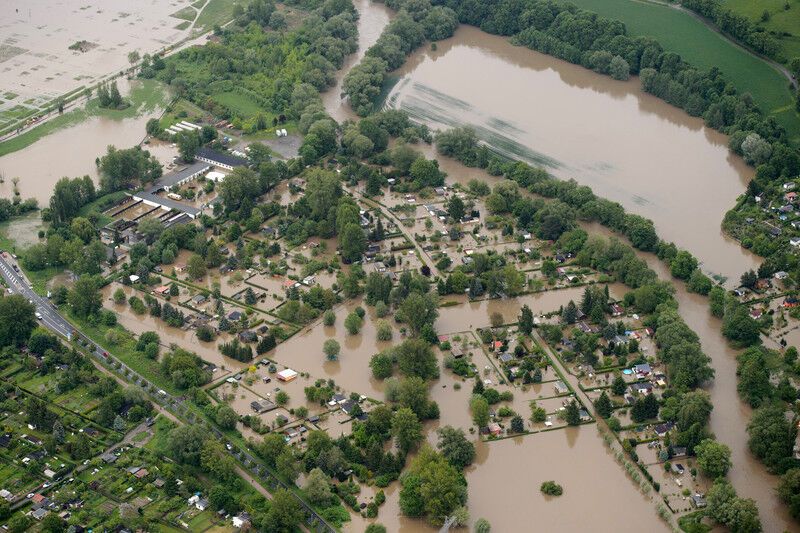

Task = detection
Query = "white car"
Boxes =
[35,312,42,320]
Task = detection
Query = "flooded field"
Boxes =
[0,79,167,204]
[0,0,191,106]
[386,26,760,282]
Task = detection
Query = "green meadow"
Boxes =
[560,0,800,140]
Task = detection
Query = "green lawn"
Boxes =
[194,0,246,32]
[211,90,270,118]
[723,0,800,62]
[171,6,198,21]
[0,78,170,157]
[558,0,800,140]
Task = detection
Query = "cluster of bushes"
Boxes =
[343,0,459,115]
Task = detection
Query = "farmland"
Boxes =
[559,0,800,140]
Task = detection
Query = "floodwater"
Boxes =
[320,0,392,123]
[386,25,760,283]
[0,0,191,105]
[0,79,168,205]
[587,222,799,533]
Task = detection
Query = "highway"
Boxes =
[0,253,74,339]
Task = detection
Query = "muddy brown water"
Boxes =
[385,25,760,283]
[320,0,393,124]
[0,79,168,205]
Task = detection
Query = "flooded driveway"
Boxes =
[386,26,760,282]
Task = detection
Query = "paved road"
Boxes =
[0,253,73,339]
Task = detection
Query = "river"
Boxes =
[384,25,761,284]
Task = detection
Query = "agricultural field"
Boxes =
[559,0,800,140]
[723,0,800,62]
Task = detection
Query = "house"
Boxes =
[43,468,56,479]
[127,466,141,475]
[0,433,10,447]
[154,478,165,488]
[134,468,149,479]
[192,294,207,305]
[196,498,209,511]
[554,381,569,395]
[277,368,298,382]
[672,446,688,458]
[791,237,800,247]
[671,463,685,475]
[251,399,276,414]
[498,353,514,364]
[31,507,48,520]
[154,285,170,296]
[628,382,654,395]
[228,311,243,321]
[784,182,796,190]
[232,512,252,529]
[611,335,629,347]
[238,330,257,343]
[0,489,12,501]
[785,192,798,203]
[749,307,763,319]
[691,494,707,508]
[784,296,800,308]
[129,274,140,283]
[610,304,624,317]
[775,271,789,280]
[283,278,300,290]
[450,345,464,358]
[487,422,502,436]
[31,494,46,505]
[577,321,593,334]
[101,452,118,464]
[578,409,591,422]
[633,363,652,378]
[654,422,674,437]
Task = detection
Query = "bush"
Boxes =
[540,481,563,496]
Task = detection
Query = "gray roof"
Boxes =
[149,161,211,192]
[134,191,200,217]
[196,147,248,168]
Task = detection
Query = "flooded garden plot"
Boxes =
[269,299,396,397]
[100,283,249,373]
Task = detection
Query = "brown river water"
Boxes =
[385,25,760,284]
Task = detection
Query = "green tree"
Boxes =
[398,292,438,336]
[594,391,613,419]
[446,195,465,222]
[436,425,475,469]
[215,405,238,430]
[736,347,772,407]
[187,254,207,280]
[695,439,732,479]
[68,275,101,317]
[176,131,199,162]
[399,446,467,524]
[263,489,304,532]
[564,400,581,425]
[304,467,333,506]
[0,295,36,348]
[518,304,534,335]
[670,251,698,280]
[392,407,423,454]
[344,311,363,335]
[747,404,795,473]
[474,518,492,533]
[470,394,490,428]
[340,223,367,263]
[396,338,438,380]
[777,469,800,520]
[323,338,341,361]
[167,424,207,465]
